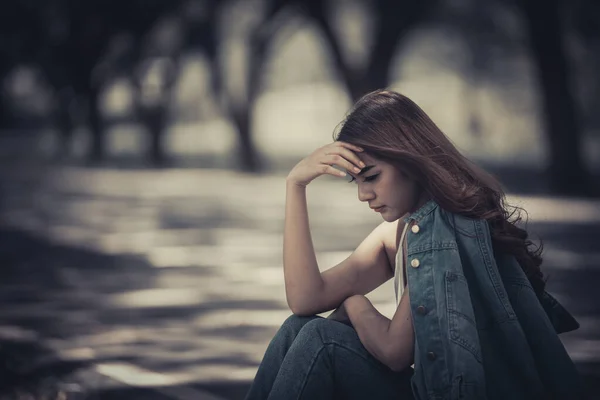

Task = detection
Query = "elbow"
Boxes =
[287,299,304,316]
[288,298,327,317]
[286,289,323,316]
[385,347,413,373]
[290,307,315,317]
[287,297,316,317]
[289,304,317,317]
[387,356,411,373]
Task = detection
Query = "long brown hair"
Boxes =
[334,89,546,296]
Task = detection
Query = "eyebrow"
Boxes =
[348,165,375,177]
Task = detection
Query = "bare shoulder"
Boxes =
[313,217,404,312]
[377,219,407,272]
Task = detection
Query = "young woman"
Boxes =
[244,90,583,400]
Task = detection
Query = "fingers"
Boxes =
[324,153,360,174]
[323,145,365,173]
[335,142,365,168]
[337,146,365,170]
[322,164,347,177]
[313,141,365,180]
[336,141,364,154]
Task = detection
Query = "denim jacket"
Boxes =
[402,199,584,400]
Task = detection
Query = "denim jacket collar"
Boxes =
[402,198,438,225]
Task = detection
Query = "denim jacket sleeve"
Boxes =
[402,200,585,400]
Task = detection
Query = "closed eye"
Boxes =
[348,174,379,184]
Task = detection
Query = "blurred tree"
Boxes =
[42,0,184,163]
[223,0,292,172]
[38,0,117,162]
[435,0,597,196]
[183,0,221,98]
[0,2,45,130]
[0,0,184,161]
[517,0,596,196]
[437,0,504,143]
[571,0,600,133]
[184,0,265,171]
[220,0,439,171]
[302,0,440,101]
[128,10,186,166]
[184,0,293,171]
[3,0,597,185]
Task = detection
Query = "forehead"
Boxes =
[358,153,378,164]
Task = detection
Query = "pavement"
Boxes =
[0,163,599,399]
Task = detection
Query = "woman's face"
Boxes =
[346,153,427,222]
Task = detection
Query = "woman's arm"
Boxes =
[326,301,354,328]
[344,287,414,371]
[283,181,324,314]
[283,142,365,315]
[283,181,394,316]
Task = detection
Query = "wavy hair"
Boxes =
[334,89,546,296]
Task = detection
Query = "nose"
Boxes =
[357,184,374,203]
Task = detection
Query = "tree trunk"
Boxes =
[309,0,439,102]
[225,12,277,173]
[306,2,363,101]
[231,30,265,172]
[0,97,11,130]
[231,106,260,172]
[55,101,73,159]
[143,106,168,166]
[87,89,104,162]
[519,0,595,196]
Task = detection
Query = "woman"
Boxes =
[244,90,583,400]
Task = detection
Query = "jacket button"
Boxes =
[427,352,436,361]
[416,305,427,315]
[411,225,420,234]
[411,258,420,268]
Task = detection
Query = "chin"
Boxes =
[381,211,400,222]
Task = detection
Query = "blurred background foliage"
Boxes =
[0,0,599,194]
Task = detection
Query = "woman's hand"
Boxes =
[286,141,365,187]
[327,300,354,328]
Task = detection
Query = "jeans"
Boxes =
[244,314,415,400]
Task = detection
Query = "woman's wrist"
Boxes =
[286,176,308,188]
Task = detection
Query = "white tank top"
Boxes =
[394,222,410,307]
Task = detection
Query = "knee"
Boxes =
[281,313,321,333]
[296,317,345,342]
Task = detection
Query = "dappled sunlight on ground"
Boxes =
[109,288,209,308]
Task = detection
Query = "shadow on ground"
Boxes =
[0,337,88,399]
[0,227,285,399]
[1,226,599,399]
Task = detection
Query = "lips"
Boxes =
[371,206,385,212]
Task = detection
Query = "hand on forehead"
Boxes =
[357,152,377,165]
[347,153,378,177]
